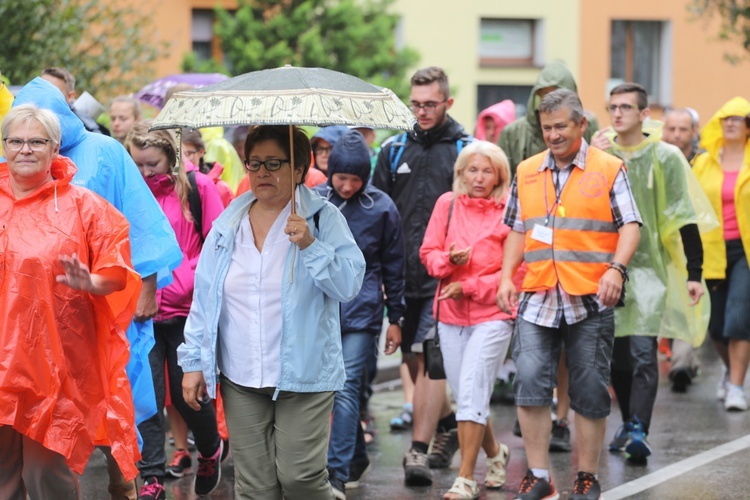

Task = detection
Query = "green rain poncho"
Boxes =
[606,133,718,346]
[498,61,600,176]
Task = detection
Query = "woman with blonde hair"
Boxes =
[420,140,524,499]
[125,120,226,498]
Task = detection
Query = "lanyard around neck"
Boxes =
[543,166,570,226]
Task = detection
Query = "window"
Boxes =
[477,85,530,118]
[479,19,544,67]
[610,20,672,106]
[192,9,215,62]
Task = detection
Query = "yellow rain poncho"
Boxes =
[606,133,718,346]
[0,81,13,156]
[693,97,750,279]
[201,126,244,193]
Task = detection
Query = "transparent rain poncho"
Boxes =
[606,132,718,346]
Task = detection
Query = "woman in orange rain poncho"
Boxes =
[0,104,141,498]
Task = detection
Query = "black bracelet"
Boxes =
[607,261,629,281]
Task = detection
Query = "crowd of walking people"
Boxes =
[0,59,747,500]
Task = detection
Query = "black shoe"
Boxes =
[427,428,459,468]
[328,469,346,499]
[569,471,601,499]
[220,438,230,463]
[403,448,432,486]
[194,440,222,495]
[345,458,371,489]
[514,470,559,500]
[670,367,692,393]
[165,449,192,478]
[137,477,165,500]
[549,419,571,452]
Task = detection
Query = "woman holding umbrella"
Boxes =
[179,125,365,499]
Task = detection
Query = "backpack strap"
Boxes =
[186,171,204,242]
[456,134,473,155]
[388,132,409,183]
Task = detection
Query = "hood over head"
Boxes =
[526,61,579,127]
[12,77,87,155]
[475,100,516,143]
[700,96,750,157]
[327,130,372,188]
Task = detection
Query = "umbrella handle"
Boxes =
[289,125,296,215]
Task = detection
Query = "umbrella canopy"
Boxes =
[135,73,230,109]
[150,66,416,132]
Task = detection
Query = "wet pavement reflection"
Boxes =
[80,342,750,499]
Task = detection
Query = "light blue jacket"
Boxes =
[178,186,365,398]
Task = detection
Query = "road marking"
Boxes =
[604,433,750,499]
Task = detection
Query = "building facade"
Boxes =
[141,0,750,129]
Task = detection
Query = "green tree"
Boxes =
[0,0,166,99]
[690,0,750,62]
[198,0,418,99]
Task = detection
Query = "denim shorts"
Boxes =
[512,308,615,419]
[402,297,435,354]
[707,239,750,342]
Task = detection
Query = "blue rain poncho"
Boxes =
[604,132,718,346]
[13,78,183,433]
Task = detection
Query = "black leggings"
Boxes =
[137,316,220,479]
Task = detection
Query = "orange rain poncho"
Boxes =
[0,156,142,478]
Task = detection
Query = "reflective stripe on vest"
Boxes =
[516,148,623,295]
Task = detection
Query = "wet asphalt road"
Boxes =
[79,341,750,499]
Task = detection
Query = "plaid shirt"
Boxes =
[503,141,642,327]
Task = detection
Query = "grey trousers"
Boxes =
[0,426,80,500]
[220,378,335,500]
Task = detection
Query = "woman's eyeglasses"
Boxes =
[244,159,291,172]
[3,138,53,152]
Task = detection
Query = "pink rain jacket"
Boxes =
[148,162,225,320]
[420,192,524,326]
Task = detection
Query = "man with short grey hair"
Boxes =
[663,108,701,163]
[498,88,641,500]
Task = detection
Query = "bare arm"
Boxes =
[496,230,526,314]
[134,273,158,322]
[597,222,640,307]
[57,253,127,295]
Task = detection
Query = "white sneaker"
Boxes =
[724,385,747,411]
[717,365,729,401]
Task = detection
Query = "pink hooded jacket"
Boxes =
[147,162,225,319]
[420,192,524,326]
[474,100,516,144]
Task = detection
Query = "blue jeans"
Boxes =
[328,332,374,482]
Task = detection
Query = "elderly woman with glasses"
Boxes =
[179,125,365,499]
[0,104,141,498]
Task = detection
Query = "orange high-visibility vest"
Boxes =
[516,147,623,295]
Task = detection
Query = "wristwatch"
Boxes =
[389,317,404,328]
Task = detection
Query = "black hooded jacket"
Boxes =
[372,116,471,299]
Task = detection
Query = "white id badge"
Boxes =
[530,224,553,245]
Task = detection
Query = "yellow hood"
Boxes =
[700,97,750,157]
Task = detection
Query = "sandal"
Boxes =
[443,476,479,499]
[485,441,510,489]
